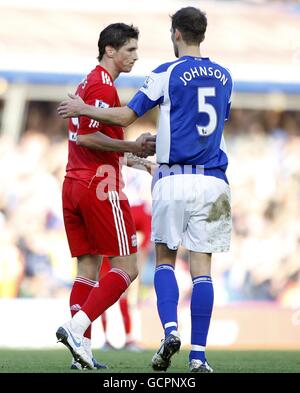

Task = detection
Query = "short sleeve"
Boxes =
[127,71,165,117]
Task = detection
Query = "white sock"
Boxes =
[126,334,133,343]
[170,329,180,338]
[70,310,91,336]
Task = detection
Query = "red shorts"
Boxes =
[62,178,137,257]
[131,204,151,251]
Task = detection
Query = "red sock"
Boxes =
[101,312,107,333]
[70,276,97,339]
[119,295,131,336]
[82,268,131,322]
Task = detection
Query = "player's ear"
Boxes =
[105,45,115,58]
[174,28,182,42]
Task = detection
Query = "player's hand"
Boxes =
[135,133,156,157]
[57,94,86,118]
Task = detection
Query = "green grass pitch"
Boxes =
[0,349,300,373]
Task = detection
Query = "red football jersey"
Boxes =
[66,65,124,190]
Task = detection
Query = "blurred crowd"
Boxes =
[0,105,300,309]
[215,109,300,308]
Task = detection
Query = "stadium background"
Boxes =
[0,0,300,352]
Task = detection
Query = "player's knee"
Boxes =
[110,254,138,282]
[77,256,101,281]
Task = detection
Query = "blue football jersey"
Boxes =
[127,56,232,170]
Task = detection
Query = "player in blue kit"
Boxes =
[58,6,233,373]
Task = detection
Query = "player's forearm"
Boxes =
[77,132,140,153]
[81,105,136,127]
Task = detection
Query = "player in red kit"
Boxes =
[56,23,155,370]
[99,168,153,351]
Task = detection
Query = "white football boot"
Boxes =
[189,359,213,373]
[56,322,94,370]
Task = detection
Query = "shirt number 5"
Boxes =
[197,87,217,136]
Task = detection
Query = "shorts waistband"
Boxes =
[151,164,229,192]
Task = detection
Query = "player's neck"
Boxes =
[178,45,201,59]
[99,59,120,81]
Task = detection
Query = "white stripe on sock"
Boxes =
[75,276,97,287]
[110,267,131,287]
[193,277,212,285]
[156,265,174,272]
[191,344,206,351]
[164,322,177,329]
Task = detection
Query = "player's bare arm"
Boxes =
[77,131,155,157]
[58,94,136,127]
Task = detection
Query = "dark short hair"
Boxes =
[171,7,207,45]
[97,23,139,61]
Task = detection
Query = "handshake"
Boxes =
[57,94,156,158]
[134,132,156,158]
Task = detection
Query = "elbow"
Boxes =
[121,118,132,127]
[120,113,135,127]
[119,108,136,127]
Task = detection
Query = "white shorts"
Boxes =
[151,173,232,253]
